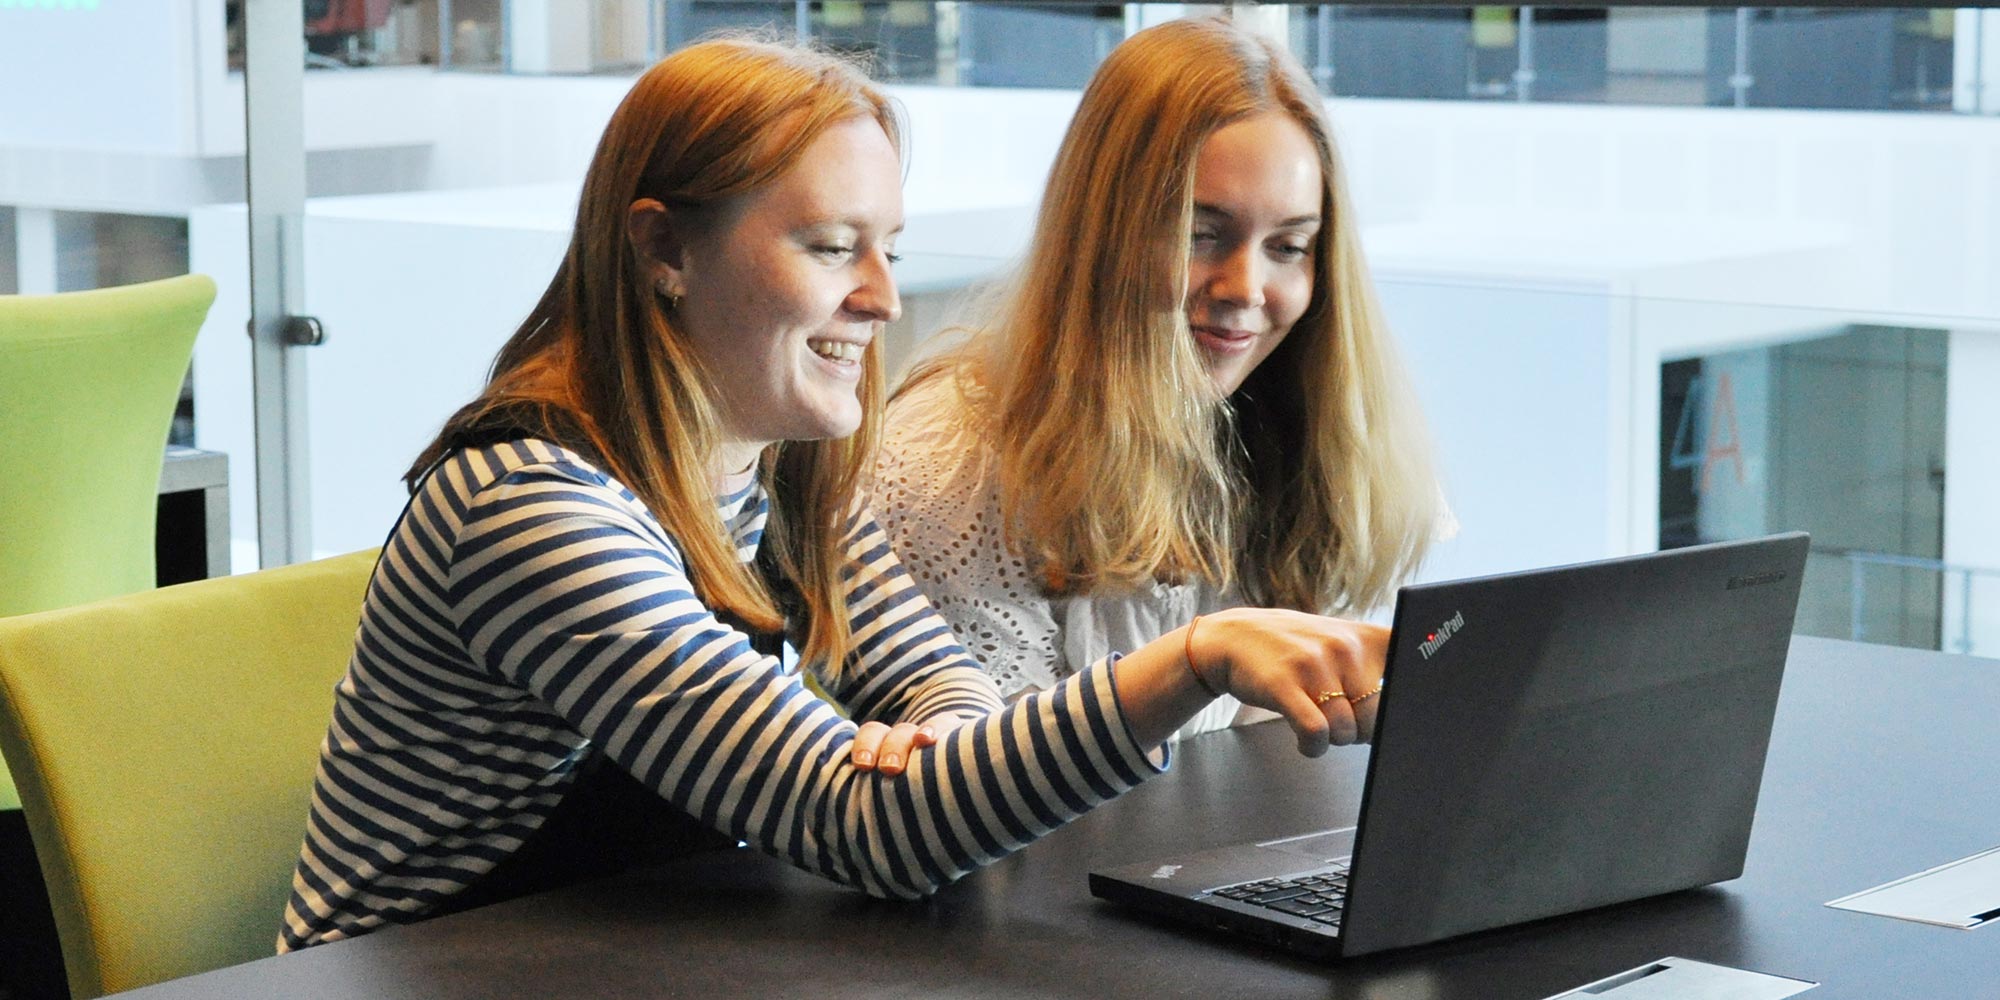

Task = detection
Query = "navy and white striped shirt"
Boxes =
[280,439,1166,950]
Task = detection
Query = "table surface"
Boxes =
[117,636,2000,999]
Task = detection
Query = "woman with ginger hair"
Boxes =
[281,34,1392,950]
[874,18,1447,737]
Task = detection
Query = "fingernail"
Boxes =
[853,750,874,767]
[919,726,936,740]
[881,753,901,770]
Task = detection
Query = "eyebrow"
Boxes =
[806,217,906,236]
[1192,203,1321,229]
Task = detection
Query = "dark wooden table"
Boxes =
[116,636,2000,998]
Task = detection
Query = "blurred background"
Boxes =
[2,0,1995,657]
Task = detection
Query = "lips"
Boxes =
[1191,324,1258,356]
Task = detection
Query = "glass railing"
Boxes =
[232,3,1999,115]
[1287,6,1983,112]
[1837,550,1998,653]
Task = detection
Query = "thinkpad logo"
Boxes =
[1419,610,1465,660]
[1150,865,1182,880]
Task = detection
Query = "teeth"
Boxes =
[809,340,865,363]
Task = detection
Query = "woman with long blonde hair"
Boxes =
[281,34,1395,950]
[876,18,1446,736]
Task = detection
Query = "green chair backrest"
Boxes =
[0,549,377,998]
[0,274,217,810]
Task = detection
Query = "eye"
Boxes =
[812,244,856,261]
[1269,242,1312,261]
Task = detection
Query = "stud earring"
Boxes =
[657,279,681,311]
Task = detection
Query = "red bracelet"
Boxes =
[1184,615,1222,698]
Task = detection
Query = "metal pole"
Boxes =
[956,1,976,85]
[795,1,811,42]
[1730,8,1754,108]
[1315,5,1334,94]
[438,0,454,68]
[243,0,314,567]
[500,0,513,72]
[1976,11,1989,115]
[1849,557,1867,642]
[1960,569,1975,654]
[1514,7,1536,103]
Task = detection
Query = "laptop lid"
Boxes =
[1337,532,1809,957]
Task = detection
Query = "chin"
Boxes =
[796,410,865,443]
[1208,364,1253,396]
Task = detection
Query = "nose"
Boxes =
[847,249,902,324]
[1203,243,1266,312]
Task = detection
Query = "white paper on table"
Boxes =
[1541,956,1816,1000]
[1826,843,2000,930]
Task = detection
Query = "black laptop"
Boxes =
[1089,532,1810,960]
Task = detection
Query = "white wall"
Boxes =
[0,0,202,155]
[416,76,1086,214]
[1327,99,2000,323]
[1375,276,1622,583]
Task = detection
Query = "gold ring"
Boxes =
[1347,679,1385,705]
[1314,690,1345,705]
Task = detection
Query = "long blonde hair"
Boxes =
[903,17,1440,614]
[410,38,897,670]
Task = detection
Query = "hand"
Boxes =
[848,712,971,776]
[1185,609,1389,757]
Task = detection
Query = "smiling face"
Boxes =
[650,116,904,472]
[1183,111,1325,396]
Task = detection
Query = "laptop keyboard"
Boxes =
[1208,859,1350,931]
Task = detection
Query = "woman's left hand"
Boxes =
[850,711,972,776]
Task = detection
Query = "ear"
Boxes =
[627,197,690,298]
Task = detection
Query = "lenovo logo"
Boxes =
[1419,611,1465,660]
[1727,570,1788,590]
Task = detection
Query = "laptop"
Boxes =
[1089,532,1810,960]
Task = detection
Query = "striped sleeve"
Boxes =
[450,462,1164,900]
[815,509,1008,727]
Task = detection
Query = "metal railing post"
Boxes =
[1730,8,1754,108]
[1315,5,1335,93]
[1514,7,1536,102]
[1850,556,1867,642]
[1961,569,1976,655]
[438,0,454,68]
[244,0,316,567]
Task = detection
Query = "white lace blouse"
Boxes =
[871,373,1258,738]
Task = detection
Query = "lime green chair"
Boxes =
[0,274,217,811]
[0,549,376,998]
